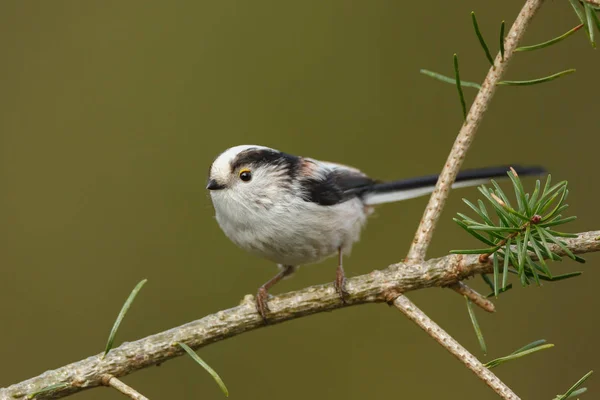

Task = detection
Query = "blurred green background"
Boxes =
[0,1,597,399]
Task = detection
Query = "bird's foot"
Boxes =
[334,270,349,304]
[256,286,270,323]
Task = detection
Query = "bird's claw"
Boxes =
[334,274,349,304]
[256,287,270,323]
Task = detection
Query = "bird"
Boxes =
[206,144,545,321]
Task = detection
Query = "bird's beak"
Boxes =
[206,179,226,191]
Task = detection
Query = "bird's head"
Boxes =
[207,145,302,203]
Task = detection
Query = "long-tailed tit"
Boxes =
[206,144,544,320]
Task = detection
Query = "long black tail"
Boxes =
[362,165,546,205]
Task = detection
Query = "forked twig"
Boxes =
[394,0,546,399]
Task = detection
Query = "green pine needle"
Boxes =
[497,69,576,86]
[569,0,594,46]
[454,54,468,120]
[27,383,70,399]
[516,24,584,52]
[592,8,600,35]
[420,68,576,91]
[554,370,593,400]
[584,3,596,47]
[481,274,494,291]
[565,387,588,398]
[502,239,511,289]
[542,271,583,281]
[178,342,229,397]
[510,339,548,354]
[103,279,148,358]
[569,0,588,27]
[485,283,512,298]
[471,11,495,66]
[420,69,482,89]
[499,20,506,60]
[465,296,487,355]
[492,253,499,297]
[485,340,553,369]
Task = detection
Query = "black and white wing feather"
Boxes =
[299,162,377,206]
[298,161,545,207]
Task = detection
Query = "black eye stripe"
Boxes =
[230,149,301,177]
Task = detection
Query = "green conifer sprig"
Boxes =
[451,168,584,296]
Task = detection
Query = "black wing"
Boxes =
[301,168,376,206]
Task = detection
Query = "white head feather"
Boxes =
[209,144,271,184]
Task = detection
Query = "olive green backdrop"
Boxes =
[0,1,597,399]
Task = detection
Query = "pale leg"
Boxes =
[334,247,349,303]
[256,265,296,322]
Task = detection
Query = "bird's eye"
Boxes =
[239,169,252,182]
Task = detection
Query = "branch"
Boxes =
[406,0,546,263]
[101,376,148,400]
[392,296,517,399]
[450,281,495,312]
[396,0,560,398]
[1,231,597,400]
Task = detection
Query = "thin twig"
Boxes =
[101,376,149,400]
[406,0,546,263]
[450,282,495,312]
[392,296,517,399]
[0,230,597,400]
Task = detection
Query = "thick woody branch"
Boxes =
[406,0,546,263]
[1,231,597,400]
